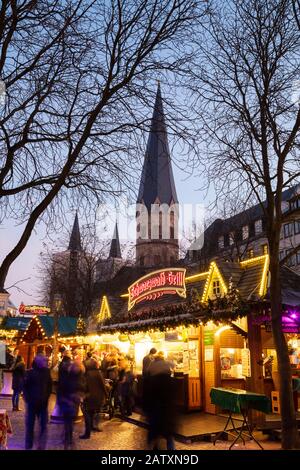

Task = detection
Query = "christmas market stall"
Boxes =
[0,317,31,396]
[0,317,31,353]
[87,254,289,418]
[19,315,87,367]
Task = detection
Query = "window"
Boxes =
[248,249,254,258]
[154,255,161,265]
[218,236,224,249]
[249,223,255,238]
[139,256,145,267]
[284,223,293,238]
[242,225,249,240]
[280,226,284,240]
[170,211,175,239]
[290,200,296,211]
[262,244,268,254]
[279,250,285,261]
[159,212,162,239]
[285,249,295,267]
[220,348,243,379]
[213,280,220,296]
[255,219,263,235]
[295,220,300,235]
[229,232,234,246]
[0,301,5,311]
[296,251,300,265]
[236,229,242,242]
[290,198,300,211]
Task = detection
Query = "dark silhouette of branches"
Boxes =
[0,0,206,287]
[190,0,300,449]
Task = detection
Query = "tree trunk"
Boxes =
[269,255,300,449]
[247,314,265,426]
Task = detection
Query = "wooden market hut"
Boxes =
[93,254,300,424]
[19,315,79,367]
[0,316,31,351]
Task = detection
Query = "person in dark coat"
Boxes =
[80,358,107,439]
[100,353,109,379]
[147,352,177,450]
[142,348,157,377]
[57,354,86,449]
[142,348,157,413]
[106,352,119,381]
[23,354,52,450]
[118,357,136,418]
[12,355,25,411]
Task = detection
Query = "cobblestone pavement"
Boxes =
[0,396,281,451]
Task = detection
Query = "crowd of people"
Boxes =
[6,348,137,450]
[3,346,178,450]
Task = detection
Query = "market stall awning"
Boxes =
[21,316,79,342]
[39,316,78,337]
[1,317,31,331]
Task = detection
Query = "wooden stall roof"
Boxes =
[22,315,78,342]
[95,253,300,333]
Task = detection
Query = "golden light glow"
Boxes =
[240,254,268,266]
[98,296,111,323]
[119,271,209,298]
[201,261,228,303]
[128,268,186,311]
[185,272,209,282]
[215,325,230,337]
[259,254,269,297]
[0,329,18,339]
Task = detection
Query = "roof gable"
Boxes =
[22,315,78,341]
[201,261,228,302]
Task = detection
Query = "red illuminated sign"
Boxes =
[19,303,50,315]
[128,268,186,310]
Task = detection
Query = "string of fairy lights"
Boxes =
[97,256,268,334]
[2,254,270,348]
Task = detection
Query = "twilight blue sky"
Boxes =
[1,161,210,309]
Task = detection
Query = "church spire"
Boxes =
[137,83,178,210]
[108,222,121,259]
[68,213,82,252]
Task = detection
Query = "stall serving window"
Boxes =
[219,328,245,379]
[132,328,199,377]
[220,348,243,378]
[287,336,300,373]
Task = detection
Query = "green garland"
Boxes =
[98,281,253,334]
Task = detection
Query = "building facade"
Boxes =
[189,186,300,274]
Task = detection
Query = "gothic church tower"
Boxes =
[136,84,179,267]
